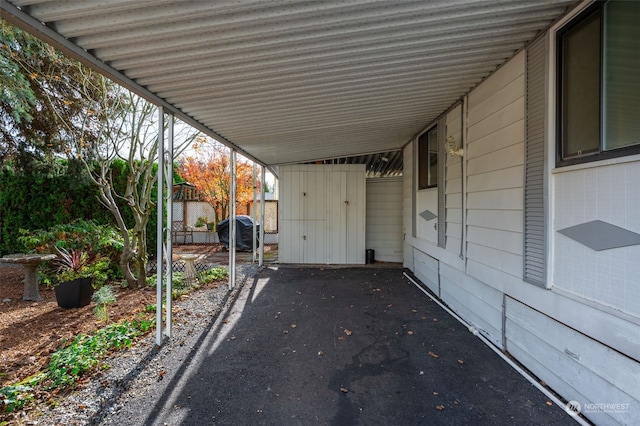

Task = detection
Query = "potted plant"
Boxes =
[52,247,96,309]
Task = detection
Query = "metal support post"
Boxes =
[229,150,237,290]
[165,113,174,338]
[155,107,165,346]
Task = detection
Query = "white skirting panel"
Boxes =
[412,249,439,296]
[439,263,503,348]
[505,297,640,426]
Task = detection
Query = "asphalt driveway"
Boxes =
[102,266,572,425]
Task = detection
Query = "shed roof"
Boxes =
[2,0,579,168]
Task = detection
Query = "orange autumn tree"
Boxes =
[177,137,260,227]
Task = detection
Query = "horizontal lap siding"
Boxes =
[440,264,503,348]
[506,298,640,425]
[446,105,463,255]
[413,250,439,296]
[366,178,403,263]
[466,51,525,280]
[403,144,414,269]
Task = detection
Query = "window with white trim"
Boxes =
[556,0,639,166]
[418,125,438,189]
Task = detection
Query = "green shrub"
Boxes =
[17,220,122,285]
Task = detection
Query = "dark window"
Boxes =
[418,126,438,189]
[557,1,640,166]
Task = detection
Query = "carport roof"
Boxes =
[2,0,579,168]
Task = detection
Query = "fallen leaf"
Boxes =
[412,309,418,313]
[344,329,352,336]
[457,359,464,364]
[283,330,289,334]
[432,318,438,322]
[433,391,439,395]
[223,319,230,323]
[436,405,445,410]
[428,351,440,358]
[291,324,297,328]
[318,351,324,356]
[340,387,349,393]
[546,401,553,406]
[338,336,346,341]
[407,330,414,335]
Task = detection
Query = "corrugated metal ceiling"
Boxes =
[3,0,578,168]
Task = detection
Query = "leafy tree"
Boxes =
[2,20,195,286]
[0,20,104,172]
[70,81,197,288]
[177,137,260,226]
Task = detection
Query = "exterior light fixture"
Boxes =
[445,136,464,157]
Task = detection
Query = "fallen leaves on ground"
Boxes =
[428,351,440,358]
[344,329,352,336]
[436,405,445,410]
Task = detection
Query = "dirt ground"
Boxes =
[0,243,250,389]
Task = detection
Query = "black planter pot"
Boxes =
[54,277,94,309]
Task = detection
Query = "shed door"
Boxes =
[280,165,365,264]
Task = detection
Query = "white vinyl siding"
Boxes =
[366,178,403,263]
[466,51,525,282]
[403,143,415,269]
[505,297,640,425]
[440,263,503,348]
[437,117,446,248]
[445,105,463,256]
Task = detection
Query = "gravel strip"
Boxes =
[26,264,261,426]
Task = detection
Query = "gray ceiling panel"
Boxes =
[3,0,578,167]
